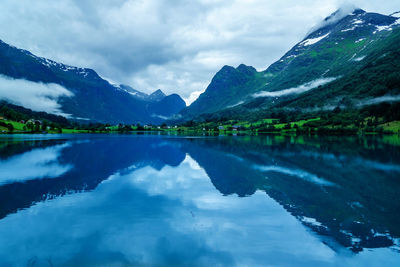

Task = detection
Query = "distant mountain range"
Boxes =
[0,40,185,124]
[181,8,400,121]
[1,8,399,125]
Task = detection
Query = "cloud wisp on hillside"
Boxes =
[0,75,73,116]
[253,77,337,98]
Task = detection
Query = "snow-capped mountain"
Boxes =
[270,8,399,75]
[113,84,150,100]
[0,40,186,123]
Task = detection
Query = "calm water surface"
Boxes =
[0,134,399,266]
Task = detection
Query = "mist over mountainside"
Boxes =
[181,8,400,121]
[0,40,186,124]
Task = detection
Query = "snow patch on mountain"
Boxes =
[340,18,365,32]
[41,58,58,68]
[127,91,140,97]
[112,84,150,100]
[375,25,393,33]
[341,26,356,32]
[352,19,363,24]
[253,77,337,98]
[300,33,330,46]
[300,217,324,228]
[352,56,366,62]
[373,18,400,34]
[35,56,91,77]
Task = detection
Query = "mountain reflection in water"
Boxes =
[0,134,399,266]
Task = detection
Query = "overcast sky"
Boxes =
[0,0,398,104]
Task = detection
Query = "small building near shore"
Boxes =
[232,125,241,130]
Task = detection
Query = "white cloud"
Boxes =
[226,101,244,109]
[253,77,337,98]
[358,95,400,106]
[0,75,73,116]
[183,90,205,106]
[307,3,358,34]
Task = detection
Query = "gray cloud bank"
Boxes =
[0,75,73,116]
[0,1,398,104]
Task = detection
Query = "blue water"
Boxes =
[0,134,399,266]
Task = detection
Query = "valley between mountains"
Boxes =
[1,7,400,135]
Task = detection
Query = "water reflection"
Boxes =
[178,136,400,253]
[0,143,72,185]
[253,164,335,186]
[0,134,399,266]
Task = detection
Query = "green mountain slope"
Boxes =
[182,8,400,120]
[180,64,267,116]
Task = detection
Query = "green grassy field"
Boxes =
[175,116,400,135]
[3,120,26,131]
[272,118,321,129]
[380,121,400,134]
[1,117,400,135]
[61,128,89,134]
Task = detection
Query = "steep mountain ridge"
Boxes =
[116,84,149,100]
[148,94,187,119]
[182,8,400,120]
[148,89,167,102]
[0,40,186,124]
[181,64,266,116]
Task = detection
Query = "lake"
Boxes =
[0,134,399,266]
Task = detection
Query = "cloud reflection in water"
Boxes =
[0,137,399,267]
[0,154,334,266]
[0,143,72,185]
